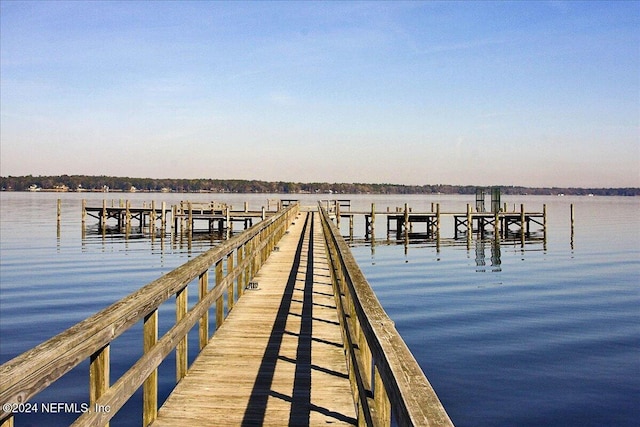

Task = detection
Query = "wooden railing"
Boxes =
[0,203,299,427]
[318,205,454,427]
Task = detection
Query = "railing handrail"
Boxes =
[0,203,299,425]
[318,204,453,426]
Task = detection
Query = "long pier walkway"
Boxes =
[152,209,357,426]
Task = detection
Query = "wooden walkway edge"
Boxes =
[151,209,357,426]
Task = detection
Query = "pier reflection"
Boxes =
[345,230,545,265]
[80,224,232,257]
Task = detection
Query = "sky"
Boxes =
[1,1,638,188]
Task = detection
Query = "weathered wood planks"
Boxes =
[151,211,357,426]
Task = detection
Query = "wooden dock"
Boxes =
[329,202,546,242]
[152,210,357,426]
[3,202,453,427]
[82,200,276,235]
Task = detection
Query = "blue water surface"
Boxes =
[1,193,638,426]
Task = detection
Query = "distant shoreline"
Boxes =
[1,175,638,196]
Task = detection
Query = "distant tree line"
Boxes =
[1,175,638,196]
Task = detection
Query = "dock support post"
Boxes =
[570,204,575,247]
[520,204,526,246]
[187,202,193,235]
[570,203,574,230]
[436,203,441,235]
[466,204,472,249]
[57,199,61,236]
[172,204,178,236]
[125,200,131,233]
[404,203,409,241]
[543,204,547,242]
[349,214,354,240]
[101,199,107,230]
[336,202,340,228]
[150,201,156,235]
[261,206,266,221]
[81,199,87,239]
[161,201,167,235]
[370,203,375,239]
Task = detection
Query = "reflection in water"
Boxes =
[474,239,502,272]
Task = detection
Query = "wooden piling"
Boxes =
[125,200,131,232]
[161,201,167,235]
[349,213,354,239]
[570,204,575,229]
[403,203,409,236]
[370,203,375,237]
[520,204,526,246]
[101,199,107,230]
[150,201,156,234]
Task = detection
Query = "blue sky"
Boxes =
[1,1,638,187]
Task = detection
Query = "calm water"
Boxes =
[1,192,638,426]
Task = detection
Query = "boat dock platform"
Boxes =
[328,201,546,241]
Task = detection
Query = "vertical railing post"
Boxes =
[0,414,14,427]
[90,344,110,427]
[143,309,158,426]
[215,260,224,329]
[227,252,235,311]
[374,365,391,426]
[237,244,245,297]
[176,287,188,381]
[199,271,209,350]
